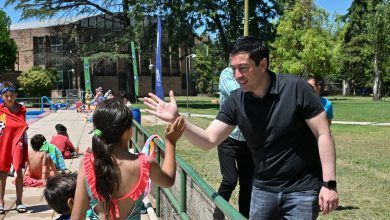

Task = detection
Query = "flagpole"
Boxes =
[155,17,164,100]
[131,41,139,103]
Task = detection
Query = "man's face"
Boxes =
[1,91,17,107]
[230,53,263,93]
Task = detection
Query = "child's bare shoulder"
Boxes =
[29,150,45,158]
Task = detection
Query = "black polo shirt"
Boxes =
[216,71,324,192]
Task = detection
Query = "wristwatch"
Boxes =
[322,180,337,189]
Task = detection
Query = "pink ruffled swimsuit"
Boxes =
[83,152,149,220]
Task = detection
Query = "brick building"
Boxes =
[10,14,193,98]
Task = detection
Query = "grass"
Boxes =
[135,95,390,122]
[139,95,390,219]
[329,96,390,122]
[320,125,390,219]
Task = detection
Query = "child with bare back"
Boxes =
[71,98,185,220]
[26,135,57,183]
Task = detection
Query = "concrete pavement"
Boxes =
[1,110,150,220]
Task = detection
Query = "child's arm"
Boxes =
[71,161,89,220]
[48,156,57,174]
[65,136,77,151]
[41,153,50,180]
[149,116,185,187]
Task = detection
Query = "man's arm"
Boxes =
[183,119,234,150]
[144,90,234,150]
[305,111,339,214]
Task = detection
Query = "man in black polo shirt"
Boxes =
[144,36,339,219]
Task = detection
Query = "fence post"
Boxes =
[156,147,161,217]
[180,169,187,214]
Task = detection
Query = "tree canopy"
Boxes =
[339,0,390,99]
[270,0,334,80]
[0,10,17,74]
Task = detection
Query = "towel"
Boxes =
[40,141,67,171]
[0,103,28,174]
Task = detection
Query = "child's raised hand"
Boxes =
[165,116,185,144]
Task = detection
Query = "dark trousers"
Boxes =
[213,137,254,219]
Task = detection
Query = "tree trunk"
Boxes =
[342,80,350,96]
[372,53,382,101]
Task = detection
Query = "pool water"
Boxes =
[26,110,45,120]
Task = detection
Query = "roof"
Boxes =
[10,15,88,30]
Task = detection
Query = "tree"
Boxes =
[340,0,390,99]
[17,67,58,97]
[271,0,335,80]
[365,0,390,100]
[339,0,371,95]
[190,0,282,61]
[0,10,17,75]
[193,42,225,94]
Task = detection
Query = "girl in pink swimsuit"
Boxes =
[71,98,184,220]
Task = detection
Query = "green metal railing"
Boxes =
[131,120,246,220]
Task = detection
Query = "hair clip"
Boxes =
[94,129,103,137]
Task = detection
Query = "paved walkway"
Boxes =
[2,110,150,220]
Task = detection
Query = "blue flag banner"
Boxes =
[155,17,164,100]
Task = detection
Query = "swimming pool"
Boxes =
[26,110,45,120]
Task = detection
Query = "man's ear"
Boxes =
[67,198,74,210]
[259,58,268,71]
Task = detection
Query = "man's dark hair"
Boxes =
[55,124,67,136]
[230,36,269,67]
[44,172,77,215]
[31,134,46,151]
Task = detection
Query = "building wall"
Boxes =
[11,28,46,72]
[92,76,119,95]
[139,76,182,97]
[10,16,189,96]
[0,71,21,83]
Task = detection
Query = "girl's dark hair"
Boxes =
[91,98,133,214]
[43,172,77,214]
[230,36,269,67]
[31,134,46,151]
[55,124,68,136]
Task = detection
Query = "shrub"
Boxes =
[17,67,58,97]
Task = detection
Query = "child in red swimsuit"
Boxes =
[50,124,79,159]
[71,98,184,220]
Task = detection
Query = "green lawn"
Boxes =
[329,96,390,122]
[140,96,390,219]
[135,95,390,122]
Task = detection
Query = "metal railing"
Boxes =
[131,120,246,220]
[16,92,83,111]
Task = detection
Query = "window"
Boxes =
[33,37,45,66]
[37,37,45,53]
[50,36,63,53]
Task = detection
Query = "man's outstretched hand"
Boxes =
[144,90,180,123]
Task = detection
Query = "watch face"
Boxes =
[323,180,337,188]
[328,181,337,188]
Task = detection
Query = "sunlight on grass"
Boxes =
[141,96,390,218]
